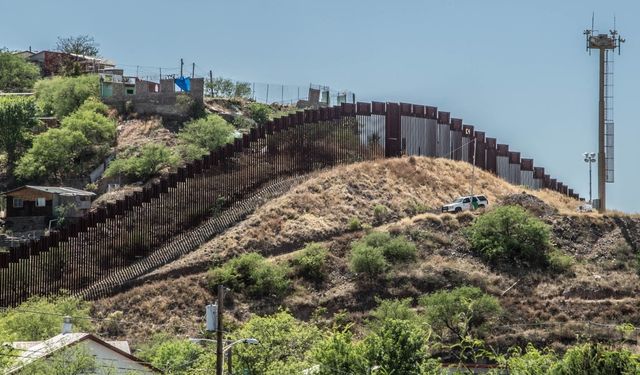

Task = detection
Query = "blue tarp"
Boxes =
[174,76,191,92]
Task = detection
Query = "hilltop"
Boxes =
[88,156,640,352]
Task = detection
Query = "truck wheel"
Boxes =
[455,207,462,213]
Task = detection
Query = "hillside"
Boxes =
[90,156,640,352]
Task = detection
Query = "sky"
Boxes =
[1,0,639,212]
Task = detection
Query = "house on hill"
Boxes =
[15,50,116,77]
[6,318,159,374]
[2,186,95,234]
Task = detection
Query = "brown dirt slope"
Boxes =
[91,157,640,352]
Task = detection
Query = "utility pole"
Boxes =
[159,67,162,80]
[216,285,225,375]
[470,138,477,196]
[192,62,195,78]
[136,65,139,78]
[584,18,624,212]
[180,58,184,77]
[209,70,214,97]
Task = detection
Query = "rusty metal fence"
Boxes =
[0,102,579,307]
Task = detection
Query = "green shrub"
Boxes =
[373,204,389,222]
[549,342,640,375]
[232,115,255,129]
[348,217,362,231]
[311,329,369,375]
[502,344,557,375]
[364,318,427,375]
[104,143,179,181]
[234,81,252,98]
[0,50,40,92]
[248,102,274,124]
[207,252,290,298]
[34,74,99,118]
[370,297,417,323]
[356,231,417,263]
[15,128,90,182]
[61,107,116,144]
[291,243,328,281]
[548,250,574,273]
[137,334,205,374]
[419,286,501,340]
[177,114,234,156]
[467,205,551,267]
[0,294,92,341]
[349,242,388,278]
[76,96,110,116]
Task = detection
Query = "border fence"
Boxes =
[0,102,579,307]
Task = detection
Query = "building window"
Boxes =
[13,198,23,208]
[126,87,135,95]
[35,197,46,207]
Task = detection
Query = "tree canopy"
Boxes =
[0,50,40,93]
[0,96,38,173]
[34,74,99,118]
[55,35,99,56]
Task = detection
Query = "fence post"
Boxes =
[385,102,401,158]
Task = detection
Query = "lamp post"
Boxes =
[584,152,596,204]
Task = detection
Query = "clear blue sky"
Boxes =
[1,0,638,212]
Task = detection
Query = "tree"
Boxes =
[0,50,40,92]
[419,286,501,341]
[247,102,273,125]
[0,294,91,342]
[467,205,551,267]
[104,143,180,181]
[56,35,99,56]
[206,77,234,97]
[34,74,100,118]
[311,329,369,375]
[365,318,428,375]
[0,96,38,173]
[177,114,234,157]
[137,335,205,374]
[234,81,252,98]
[15,128,90,182]
[231,311,320,375]
[61,106,116,145]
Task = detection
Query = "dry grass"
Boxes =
[116,117,177,152]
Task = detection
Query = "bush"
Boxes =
[349,241,388,278]
[549,343,640,375]
[231,311,320,375]
[232,115,255,129]
[373,204,389,222]
[0,294,91,342]
[365,318,427,375]
[348,217,362,231]
[34,74,99,118]
[467,205,551,267]
[234,81,252,98]
[207,252,290,298]
[15,128,90,182]
[311,329,369,375]
[248,102,274,124]
[502,344,557,375]
[358,231,417,263]
[419,286,501,340]
[370,297,417,323]
[548,250,574,273]
[0,50,40,92]
[177,114,234,156]
[104,143,179,181]
[76,96,110,116]
[291,243,328,282]
[137,335,205,374]
[61,107,116,144]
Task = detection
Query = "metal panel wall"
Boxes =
[357,114,386,151]
[436,112,451,158]
[450,119,463,160]
[425,118,437,157]
[485,137,497,174]
[508,152,521,185]
[520,158,534,188]
[462,125,474,163]
[401,116,428,156]
[496,144,510,180]
[385,103,401,157]
[533,167,545,190]
[474,131,486,170]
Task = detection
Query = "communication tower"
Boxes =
[584,16,624,212]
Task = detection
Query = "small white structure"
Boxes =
[6,319,159,374]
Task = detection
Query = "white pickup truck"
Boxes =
[441,195,489,213]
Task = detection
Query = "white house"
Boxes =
[6,318,159,374]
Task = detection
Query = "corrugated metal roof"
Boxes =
[3,186,95,197]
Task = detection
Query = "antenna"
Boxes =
[584,16,624,213]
